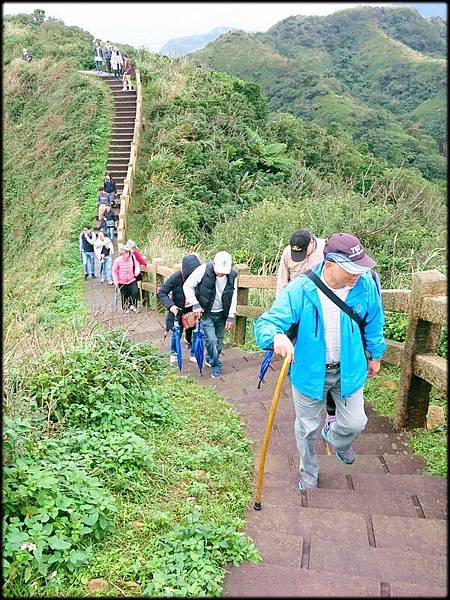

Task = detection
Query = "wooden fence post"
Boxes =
[393,270,446,431]
[233,264,250,346]
[152,257,164,312]
[141,266,150,306]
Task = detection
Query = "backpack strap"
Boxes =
[304,269,364,327]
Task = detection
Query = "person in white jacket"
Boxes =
[111,49,120,79]
[94,231,114,284]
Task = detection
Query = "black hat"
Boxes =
[289,229,312,262]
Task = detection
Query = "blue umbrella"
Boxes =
[172,320,183,371]
[257,347,274,389]
[257,324,299,389]
[192,319,205,375]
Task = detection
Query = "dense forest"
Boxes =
[192,6,447,184]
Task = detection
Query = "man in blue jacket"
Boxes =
[254,233,386,491]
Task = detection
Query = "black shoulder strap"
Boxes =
[304,269,363,328]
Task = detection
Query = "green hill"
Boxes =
[191,6,447,183]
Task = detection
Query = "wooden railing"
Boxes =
[117,69,142,245]
[141,261,447,431]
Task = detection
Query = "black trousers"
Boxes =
[120,281,138,309]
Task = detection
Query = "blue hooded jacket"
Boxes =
[254,262,386,400]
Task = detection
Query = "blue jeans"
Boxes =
[106,225,115,241]
[100,255,112,282]
[202,312,226,370]
[95,60,102,73]
[82,251,95,276]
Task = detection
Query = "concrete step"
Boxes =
[108,151,130,159]
[112,122,135,130]
[224,562,381,597]
[350,472,447,496]
[309,537,447,587]
[371,514,447,554]
[305,488,421,518]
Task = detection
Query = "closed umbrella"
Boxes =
[192,319,205,375]
[257,347,274,389]
[172,320,183,371]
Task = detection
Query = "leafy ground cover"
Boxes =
[4,332,259,597]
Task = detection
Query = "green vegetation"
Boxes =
[365,365,447,477]
[129,55,445,292]
[4,333,259,596]
[3,12,257,597]
[191,6,447,184]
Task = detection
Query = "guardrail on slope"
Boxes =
[140,262,447,431]
[117,70,142,245]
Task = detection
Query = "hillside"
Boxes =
[191,6,447,183]
[159,26,232,57]
[127,53,445,290]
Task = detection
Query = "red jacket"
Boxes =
[132,249,147,267]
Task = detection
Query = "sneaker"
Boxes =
[108,281,114,285]
[336,447,357,465]
[325,413,336,426]
[189,355,197,363]
[84,274,88,279]
[321,423,332,445]
[211,368,221,379]
[129,305,137,313]
[91,274,96,279]
[170,353,177,364]
[100,279,105,283]
[298,478,317,491]
[205,360,212,368]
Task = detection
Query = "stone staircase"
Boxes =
[94,76,137,233]
[83,274,448,597]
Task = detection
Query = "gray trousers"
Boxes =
[292,366,367,486]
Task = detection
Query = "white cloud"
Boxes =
[2,2,405,51]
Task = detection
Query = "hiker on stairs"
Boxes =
[79,224,96,279]
[158,253,202,365]
[97,186,110,220]
[111,48,121,79]
[122,54,135,91]
[103,173,117,206]
[112,245,141,313]
[101,204,118,240]
[93,41,103,74]
[94,230,114,284]
[183,251,238,379]
[254,233,386,491]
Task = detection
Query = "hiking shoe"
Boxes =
[129,305,137,313]
[336,447,357,465]
[100,279,105,283]
[325,413,336,426]
[189,355,197,363]
[321,423,332,445]
[211,368,221,379]
[91,274,96,279]
[84,274,88,279]
[298,478,317,491]
[170,353,177,364]
[205,360,212,368]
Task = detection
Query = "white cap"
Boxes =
[213,251,232,275]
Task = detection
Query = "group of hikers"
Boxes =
[155,229,386,491]
[81,214,385,490]
[93,40,135,90]
[80,221,147,313]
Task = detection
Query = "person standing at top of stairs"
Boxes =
[93,41,103,74]
[122,54,135,92]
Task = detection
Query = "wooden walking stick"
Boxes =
[254,356,291,511]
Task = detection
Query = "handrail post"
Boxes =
[394,269,446,430]
[152,257,164,312]
[233,264,250,346]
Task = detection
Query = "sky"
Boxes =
[3,2,446,51]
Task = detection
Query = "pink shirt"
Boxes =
[112,255,140,286]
